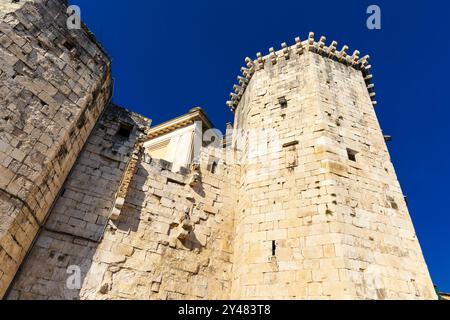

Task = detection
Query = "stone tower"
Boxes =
[0,0,436,300]
[227,34,436,299]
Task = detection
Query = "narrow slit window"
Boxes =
[390,201,399,210]
[272,241,277,256]
[347,148,358,162]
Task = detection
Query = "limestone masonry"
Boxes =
[0,0,437,300]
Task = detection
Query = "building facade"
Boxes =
[0,0,437,300]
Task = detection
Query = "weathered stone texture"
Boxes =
[7,104,150,299]
[0,0,111,297]
[9,145,237,299]
[0,1,437,301]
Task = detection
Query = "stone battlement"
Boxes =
[226,32,375,112]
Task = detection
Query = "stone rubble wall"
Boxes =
[7,103,150,299]
[75,149,238,300]
[230,50,436,299]
[0,0,112,297]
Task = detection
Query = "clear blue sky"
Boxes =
[70,0,450,292]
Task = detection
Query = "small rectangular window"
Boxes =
[117,123,133,139]
[279,97,288,109]
[272,240,277,256]
[347,148,358,162]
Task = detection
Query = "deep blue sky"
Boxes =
[70,0,450,292]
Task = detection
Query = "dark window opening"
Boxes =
[63,40,76,52]
[116,123,133,139]
[211,161,218,174]
[347,148,358,162]
[279,97,288,109]
[272,241,277,256]
[207,156,220,174]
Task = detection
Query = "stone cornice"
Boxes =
[143,107,214,141]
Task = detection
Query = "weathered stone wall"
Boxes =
[0,0,111,297]
[7,104,150,299]
[230,46,436,299]
[78,150,237,300]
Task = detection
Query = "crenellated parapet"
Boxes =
[226,32,376,112]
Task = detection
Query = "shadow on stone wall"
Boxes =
[7,105,150,300]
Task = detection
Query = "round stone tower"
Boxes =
[228,33,436,299]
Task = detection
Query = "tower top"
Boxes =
[226,32,376,112]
